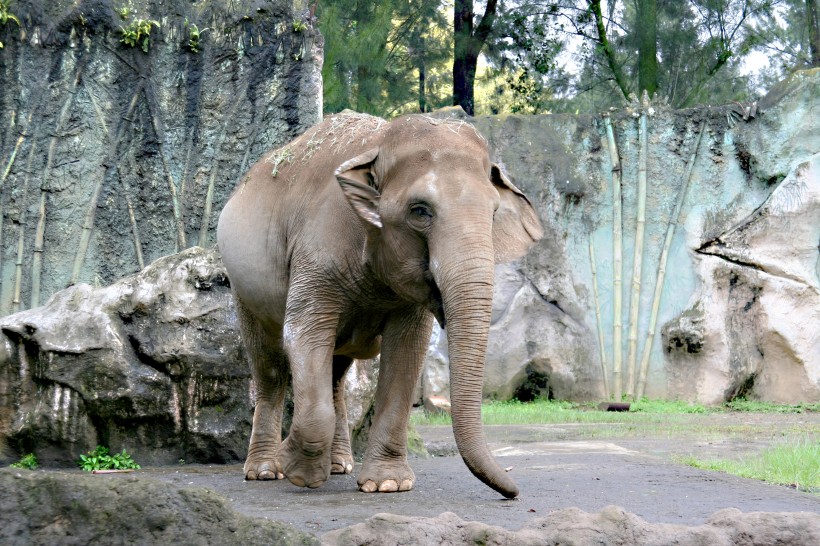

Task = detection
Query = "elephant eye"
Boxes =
[410,204,432,218]
[407,203,433,230]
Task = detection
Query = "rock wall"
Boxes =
[0,0,321,313]
[423,70,819,405]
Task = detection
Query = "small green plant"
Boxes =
[78,445,141,472]
[115,6,132,20]
[0,0,21,49]
[10,453,38,470]
[292,20,307,33]
[119,18,159,53]
[184,19,208,53]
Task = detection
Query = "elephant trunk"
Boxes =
[435,237,520,499]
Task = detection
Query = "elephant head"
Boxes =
[335,116,543,498]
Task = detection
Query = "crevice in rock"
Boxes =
[696,242,817,290]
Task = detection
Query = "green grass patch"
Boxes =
[629,398,708,413]
[411,397,820,427]
[724,398,820,413]
[677,437,820,492]
[411,398,713,427]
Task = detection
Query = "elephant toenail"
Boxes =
[289,476,306,487]
[360,480,377,493]
[346,464,353,473]
[400,479,413,491]
[378,480,399,493]
[276,472,284,480]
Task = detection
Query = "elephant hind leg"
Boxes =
[236,298,288,481]
[331,355,355,474]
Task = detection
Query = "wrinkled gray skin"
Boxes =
[217,113,542,499]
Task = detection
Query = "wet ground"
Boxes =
[141,413,820,536]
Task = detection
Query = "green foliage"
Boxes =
[678,437,820,492]
[119,18,159,53]
[0,0,21,49]
[184,19,208,53]
[317,0,451,115]
[292,20,308,33]
[78,445,141,472]
[10,453,38,470]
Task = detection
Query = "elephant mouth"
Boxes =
[425,274,446,328]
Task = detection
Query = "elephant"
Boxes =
[216,112,542,499]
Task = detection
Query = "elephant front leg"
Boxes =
[358,309,433,493]
[278,311,338,488]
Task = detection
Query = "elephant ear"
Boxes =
[335,148,382,229]
[490,164,544,263]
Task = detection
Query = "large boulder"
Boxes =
[666,153,820,404]
[0,246,375,466]
[0,468,319,546]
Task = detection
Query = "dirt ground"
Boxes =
[139,412,820,536]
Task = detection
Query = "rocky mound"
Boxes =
[323,507,820,546]
[0,468,318,545]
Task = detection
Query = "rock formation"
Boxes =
[0,246,375,466]
[0,468,319,545]
[323,507,820,546]
[421,69,820,406]
[0,0,321,313]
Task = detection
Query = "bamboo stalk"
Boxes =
[0,109,38,313]
[143,85,185,252]
[30,192,46,307]
[603,114,623,400]
[122,155,145,270]
[625,108,649,397]
[70,85,143,286]
[31,69,83,307]
[589,238,609,399]
[12,141,38,313]
[198,169,217,247]
[636,120,707,398]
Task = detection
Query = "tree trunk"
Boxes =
[453,0,498,116]
[590,0,632,101]
[809,0,820,67]
[637,0,658,98]
[418,57,427,112]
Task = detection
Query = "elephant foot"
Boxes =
[357,458,415,493]
[279,435,331,488]
[330,446,354,475]
[244,454,285,481]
